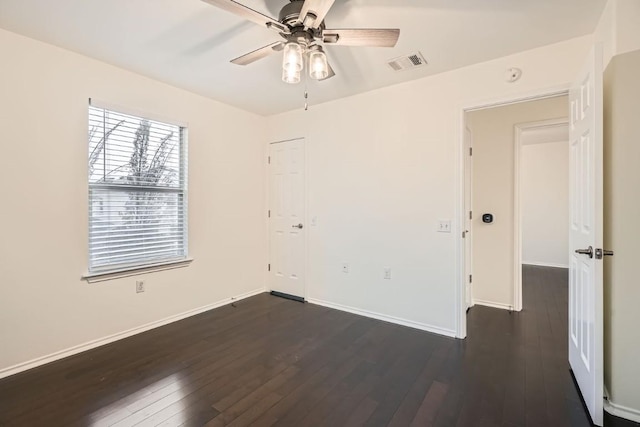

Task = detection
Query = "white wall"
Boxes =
[521,141,569,268]
[467,97,568,309]
[594,0,640,68]
[0,28,267,375]
[603,47,640,421]
[594,0,640,419]
[266,36,592,335]
[613,0,640,57]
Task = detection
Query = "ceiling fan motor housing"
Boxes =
[278,0,324,46]
[279,1,305,25]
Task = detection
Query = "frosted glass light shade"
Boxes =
[309,50,328,80]
[282,67,301,84]
[282,42,303,72]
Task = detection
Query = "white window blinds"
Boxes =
[88,103,187,273]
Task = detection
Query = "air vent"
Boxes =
[387,52,428,71]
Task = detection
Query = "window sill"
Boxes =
[82,258,194,283]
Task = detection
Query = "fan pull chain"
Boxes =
[303,65,309,111]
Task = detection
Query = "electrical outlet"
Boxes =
[384,267,392,280]
[342,263,349,274]
[136,280,145,293]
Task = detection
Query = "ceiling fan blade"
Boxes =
[201,0,286,32]
[231,41,285,65]
[323,29,400,47]
[298,0,336,29]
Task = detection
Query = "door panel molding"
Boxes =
[268,138,307,299]
[568,46,604,426]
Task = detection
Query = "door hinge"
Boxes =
[469,147,473,156]
[268,156,271,164]
[462,231,466,238]
[469,211,472,220]
[469,274,473,283]
[268,210,271,218]
[268,263,271,272]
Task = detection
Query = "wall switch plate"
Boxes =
[437,220,452,233]
[136,280,145,293]
[342,263,349,274]
[383,267,392,280]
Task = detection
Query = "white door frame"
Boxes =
[456,86,569,338]
[513,118,569,312]
[266,137,308,300]
[463,125,474,310]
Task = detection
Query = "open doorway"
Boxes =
[461,95,584,423]
[458,49,604,426]
[463,95,569,312]
[516,119,570,310]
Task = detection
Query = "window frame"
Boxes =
[85,99,190,280]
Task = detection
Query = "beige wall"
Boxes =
[613,0,640,57]
[521,141,569,268]
[467,96,568,308]
[0,28,267,374]
[595,0,640,68]
[603,48,640,417]
[595,0,640,418]
[267,36,591,335]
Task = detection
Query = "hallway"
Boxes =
[465,265,632,426]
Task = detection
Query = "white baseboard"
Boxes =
[522,261,569,269]
[307,298,457,338]
[0,287,266,380]
[473,299,514,311]
[604,397,640,424]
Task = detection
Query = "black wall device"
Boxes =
[482,213,494,224]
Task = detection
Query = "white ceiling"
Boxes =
[0,0,606,116]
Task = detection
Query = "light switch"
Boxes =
[437,220,452,233]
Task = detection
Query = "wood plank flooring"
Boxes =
[0,266,635,426]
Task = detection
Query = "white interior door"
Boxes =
[269,139,306,299]
[568,47,603,426]
[464,126,473,309]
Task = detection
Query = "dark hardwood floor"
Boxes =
[0,266,635,426]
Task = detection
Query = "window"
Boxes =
[88,102,187,273]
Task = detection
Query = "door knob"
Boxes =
[292,223,303,229]
[575,246,593,258]
[595,248,614,259]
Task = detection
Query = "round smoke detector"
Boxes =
[505,67,522,83]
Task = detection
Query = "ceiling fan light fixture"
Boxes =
[202,0,401,85]
[309,48,329,80]
[282,67,301,84]
[283,42,303,73]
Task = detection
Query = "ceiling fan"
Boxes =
[201,0,400,84]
